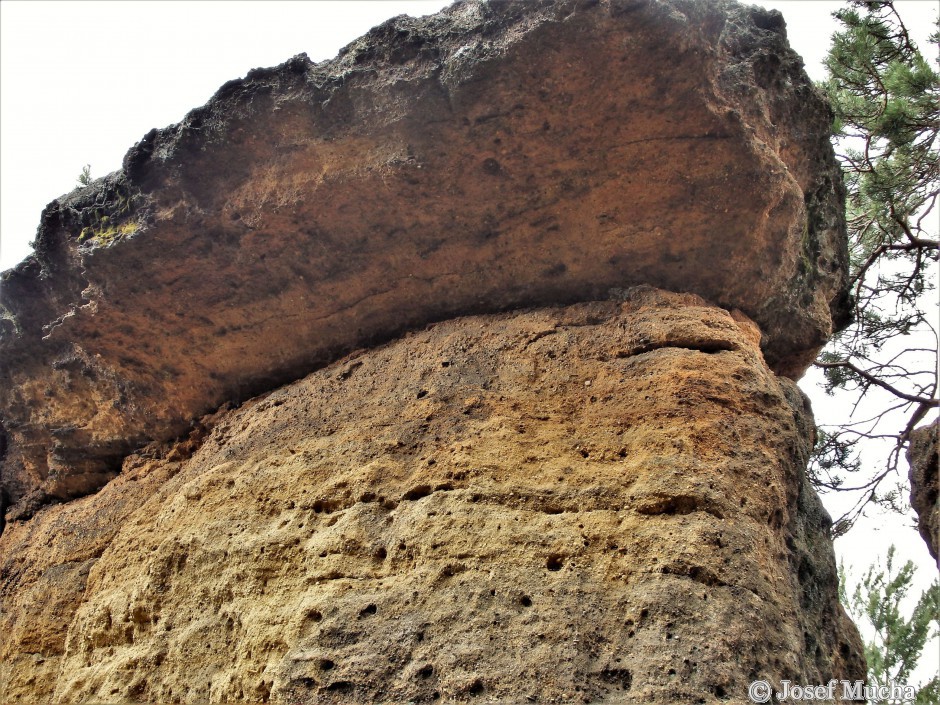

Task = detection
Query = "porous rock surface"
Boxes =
[0,290,864,703]
[908,420,939,563]
[0,0,849,519]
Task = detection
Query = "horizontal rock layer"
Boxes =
[0,0,848,519]
[0,290,864,703]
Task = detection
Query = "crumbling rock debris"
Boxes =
[0,0,848,519]
[0,291,864,703]
[908,420,939,563]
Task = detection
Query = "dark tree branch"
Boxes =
[814,360,938,407]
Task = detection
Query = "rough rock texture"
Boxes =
[0,291,864,704]
[0,0,865,700]
[0,0,849,519]
[908,420,939,563]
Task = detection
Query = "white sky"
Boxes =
[1,0,938,682]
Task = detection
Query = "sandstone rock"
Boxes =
[908,420,939,563]
[0,291,863,703]
[0,455,182,701]
[0,0,848,518]
[0,0,865,700]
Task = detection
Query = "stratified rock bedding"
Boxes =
[0,0,848,519]
[0,290,864,703]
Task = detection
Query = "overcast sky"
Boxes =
[1,0,938,678]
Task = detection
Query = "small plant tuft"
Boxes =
[77,164,93,186]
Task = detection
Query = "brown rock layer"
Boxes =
[908,420,939,563]
[0,0,848,518]
[0,291,864,704]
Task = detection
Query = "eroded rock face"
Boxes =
[0,0,848,518]
[908,421,939,563]
[0,291,864,704]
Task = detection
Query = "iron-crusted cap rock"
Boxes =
[0,0,848,519]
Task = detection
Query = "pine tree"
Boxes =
[812,0,939,534]
[841,546,939,702]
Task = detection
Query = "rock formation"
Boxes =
[0,0,848,520]
[908,420,939,563]
[1,291,864,703]
[1,0,865,702]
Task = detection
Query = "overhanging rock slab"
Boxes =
[0,0,848,518]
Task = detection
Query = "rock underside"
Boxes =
[0,0,866,703]
[1,291,864,703]
[908,421,939,563]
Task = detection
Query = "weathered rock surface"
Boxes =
[908,420,939,563]
[0,0,849,519]
[0,0,864,700]
[0,290,864,704]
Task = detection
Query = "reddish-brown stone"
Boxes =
[0,0,847,518]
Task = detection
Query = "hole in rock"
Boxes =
[403,485,433,501]
[600,668,632,690]
[481,158,501,175]
[324,681,353,693]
